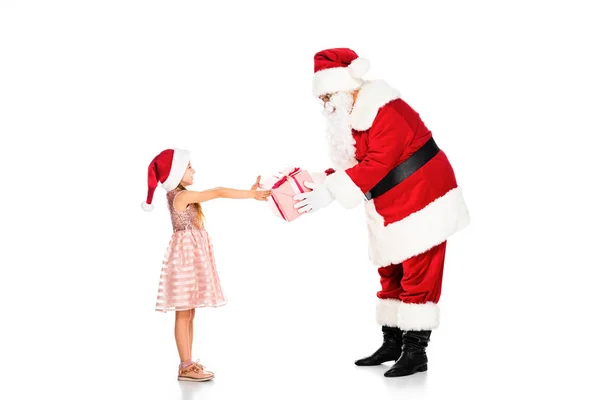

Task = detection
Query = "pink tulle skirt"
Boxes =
[155,228,227,312]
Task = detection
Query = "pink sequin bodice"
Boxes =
[167,189,202,231]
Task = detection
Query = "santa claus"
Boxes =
[293,48,470,377]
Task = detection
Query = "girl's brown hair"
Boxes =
[176,184,204,224]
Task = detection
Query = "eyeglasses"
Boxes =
[319,93,333,103]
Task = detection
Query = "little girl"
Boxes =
[141,148,270,382]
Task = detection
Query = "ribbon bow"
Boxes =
[271,167,302,189]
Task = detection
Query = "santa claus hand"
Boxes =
[293,181,333,214]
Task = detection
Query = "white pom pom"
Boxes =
[348,57,370,79]
[141,202,154,212]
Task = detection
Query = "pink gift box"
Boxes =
[259,167,313,222]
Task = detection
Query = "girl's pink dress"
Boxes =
[155,189,227,312]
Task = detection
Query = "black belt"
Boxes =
[365,137,440,200]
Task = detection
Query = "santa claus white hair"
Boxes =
[322,92,358,171]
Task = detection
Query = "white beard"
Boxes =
[322,92,358,170]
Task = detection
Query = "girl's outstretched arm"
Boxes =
[217,188,269,199]
[174,187,270,210]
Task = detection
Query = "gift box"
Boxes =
[259,167,313,222]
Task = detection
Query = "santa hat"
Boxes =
[141,148,191,211]
[312,48,370,97]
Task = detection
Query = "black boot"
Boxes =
[384,330,431,377]
[355,326,403,366]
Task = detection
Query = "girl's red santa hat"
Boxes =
[141,148,191,212]
[312,48,370,97]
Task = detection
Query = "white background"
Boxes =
[1,0,599,399]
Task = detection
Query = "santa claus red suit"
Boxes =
[294,48,470,377]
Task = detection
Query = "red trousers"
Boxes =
[375,241,447,330]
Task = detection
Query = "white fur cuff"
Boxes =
[324,170,366,209]
[376,299,440,330]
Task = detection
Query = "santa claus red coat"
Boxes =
[312,49,470,331]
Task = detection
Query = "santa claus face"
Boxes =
[180,162,195,186]
[320,91,359,170]
[319,90,357,114]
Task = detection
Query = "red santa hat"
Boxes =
[312,48,370,97]
[141,148,191,212]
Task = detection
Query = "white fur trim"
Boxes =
[376,298,399,327]
[376,299,440,330]
[313,67,364,97]
[350,80,402,131]
[161,149,190,191]
[141,202,154,212]
[366,186,470,267]
[324,170,366,209]
[347,57,370,79]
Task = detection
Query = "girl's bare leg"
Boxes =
[188,308,195,360]
[175,310,191,364]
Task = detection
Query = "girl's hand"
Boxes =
[251,176,270,200]
[250,175,261,191]
[253,190,271,201]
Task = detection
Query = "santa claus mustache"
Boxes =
[321,92,354,117]
[322,92,354,136]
